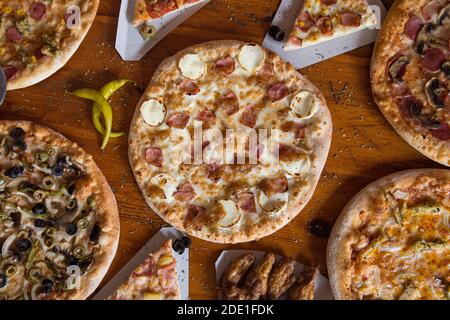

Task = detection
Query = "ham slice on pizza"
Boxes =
[285,0,378,50]
[133,0,207,26]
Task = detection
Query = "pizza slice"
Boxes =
[133,0,207,26]
[108,240,180,300]
[284,0,377,50]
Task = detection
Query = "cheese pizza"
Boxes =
[371,0,449,166]
[285,0,377,50]
[0,0,99,90]
[0,121,119,300]
[108,240,180,300]
[327,169,449,300]
[129,40,332,243]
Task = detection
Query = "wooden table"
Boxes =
[2,0,444,300]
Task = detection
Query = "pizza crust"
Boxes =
[371,0,450,166]
[128,40,333,243]
[6,0,100,90]
[326,168,450,300]
[0,120,120,300]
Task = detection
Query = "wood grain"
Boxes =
[2,0,444,300]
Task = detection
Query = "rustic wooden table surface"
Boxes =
[2,0,444,300]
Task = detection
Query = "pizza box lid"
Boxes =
[92,227,189,300]
[262,0,387,69]
[115,0,211,61]
[215,250,334,300]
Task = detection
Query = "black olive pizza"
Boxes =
[371,0,450,166]
[0,0,99,90]
[0,121,119,300]
[129,40,332,243]
[327,169,449,300]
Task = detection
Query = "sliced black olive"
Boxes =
[172,239,185,254]
[65,223,78,236]
[32,203,46,215]
[441,61,450,79]
[425,77,446,109]
[90,223,101,243]
[9,127,25,139]
[34,219,47,228]
[51,163,65,177]
[0,274,6,288]
[11,140,27,152]
[181,236,191,248]
[268,25,285,41]
[419,117,442,129]
[66,255,78,266]
[16,239,31,252]
[40,279,54,294]
[4,166,24,179]
[10,211,21,227]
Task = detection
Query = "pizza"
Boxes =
[285,0,377,50]
[132,0,207,27]
[128,40,332,243]
[0,121,119,300]
[108,240,180,300]
[371,0,450,166]
[0,0,99,90]
[327,169,450,300]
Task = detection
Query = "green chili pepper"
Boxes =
[71,88,113,149]
[92,79,134,138]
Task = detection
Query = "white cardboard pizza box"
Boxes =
[92,227,189,300]
[115,0,211,61]
[262,0,387,69]
[215,250,334,300]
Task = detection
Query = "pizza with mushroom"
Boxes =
[371,0,450,166]
[132,0,207,27]
[285,0,377,50]
[128,40,332,243]
[0,0,99,90]
[0,121,119,300]
[327,169,450,300]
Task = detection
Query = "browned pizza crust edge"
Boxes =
[7,0,100,90]
[0,120,120,300]
[370,0,449,166]
[128,40,333,244]
[326,168,450,300]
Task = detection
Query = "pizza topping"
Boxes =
[178,53,206,80]
[207,163,224,182]
[317,16,333,35]
[425,77,447,108]
[430,123,450,140]
[219,91,240,115]
[396,95,423,119]
[238,44,265,73]
[178,79,200,95]
[340,12,362,27]
[140,99,166,126]
[196,109,216,129]
[297,11,315,33]
[173,182,196,202]
[278,144,310,177]
[267,83,289,102]
[259,176,288,197]
[281,121,307,140]
[217,200,241,228]
[144,147,163,167]
[289,91,319,119]
[422,47,446,72]
[405,15,423,40]
[320,0,337,5]
[421,0,444,21]
[267,25,285,42]
[5,27,23,43]
[240,105,259,128]
[441,61,450,78]
[257,190,288,214]
[215,56,235,74]
[3,65,18,81]
[167,112,190,129]
[236,192,256,213]
[388,55,410,84]
[29,2,47,21]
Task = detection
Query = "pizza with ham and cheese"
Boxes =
[285,0,377,50]
[108,240,180,300]
[128,40,332,243]
[0,0,99,90]
[132,0,207,27]
[371,0,450,166]
[0,121,120,300]
[327,169,450,300]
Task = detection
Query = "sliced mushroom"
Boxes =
[388,55,410,84]
[436,4,450,26]
[415,24,431,55]
[441,61,450,79]
[419,116,442,129]
[217,200,241,228]
[425,77,446,109]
